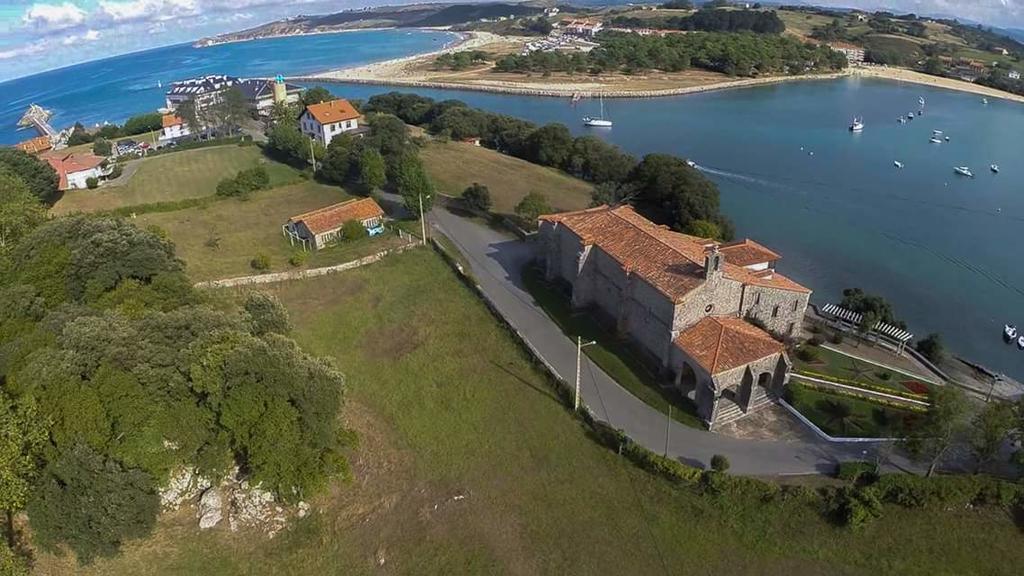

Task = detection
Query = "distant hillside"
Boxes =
[196,3,540,47]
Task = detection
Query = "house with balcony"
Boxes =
[299,99,362,147]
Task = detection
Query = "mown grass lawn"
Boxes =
[419,140,593,215]
[135,181,406,282]
[793,344,933,395]
[52,145,302,215]
[37,249,1024,576]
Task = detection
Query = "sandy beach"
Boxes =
[301,31,1024,103]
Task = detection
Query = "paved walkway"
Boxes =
[428,207,912,476]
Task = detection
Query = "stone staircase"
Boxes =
[712,391,778,429]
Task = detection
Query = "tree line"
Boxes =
[66,113,166,147]
[611,8,785,35]
[364,92,734,239]
[0,161,352,567]
[496,31,847,77]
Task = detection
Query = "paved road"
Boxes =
[428,207,908,476]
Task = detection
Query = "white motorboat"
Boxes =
[954,166,974,177]
[929,136,942,144]
[1019,335,1024,350]
[944,136,950,142]
[907,112,915,119]
[983,97,989,105]
[990,164,999,173]
[686,159,697,168]
[582,94,612,127]
[932,129,943,135]
[893,160,904,169]
[849,117,864,132]
[1005,324,1018,341]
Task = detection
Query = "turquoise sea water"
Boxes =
[0,29,458,145]
[2,32,1022,378]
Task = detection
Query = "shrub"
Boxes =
[514,191,552,223]
[288,251,308,267]
[85,177,99,189]
[92,138,112,156]
[830,331,844,345]
[876,370,892,381]
[342,219,368,240]
[108,164,123,179]
[831,486,883,529]
[915,332,945,364]
[795,346,820,362]
[872,473,1023,510]
[462,182,492,212]
[836,461,878,484]
[808,335,825,346]
[250,253,271,272]
[216,177,241,197]
[217,165,270,198]
[710,454,730,473]
[244,292,292,336]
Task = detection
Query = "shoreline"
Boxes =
[194,26,404,49]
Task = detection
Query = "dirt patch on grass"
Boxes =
[361,324,423,361]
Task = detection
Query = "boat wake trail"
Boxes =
[696,165,787,189]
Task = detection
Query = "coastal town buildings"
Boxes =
[560,19,604,38]
[15,135,53,155]
[237,75,303,116]
[41,151,108,190]
[828,42,865,65]
[283,197,385,251]
[537,205,811,429]
[159,114,191,142]
[1009,70,1021,80]
[299,99,362,147]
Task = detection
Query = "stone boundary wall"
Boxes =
[194,240,419,289]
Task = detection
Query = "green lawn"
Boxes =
[785,382,919,439]
[41,249,1024,575]
[53,145,302,215]
[135,181,407,282]
[793,344,933,396]
[521,264,705,429]
[420,140,593,216]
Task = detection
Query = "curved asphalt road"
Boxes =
[428,206,905,476]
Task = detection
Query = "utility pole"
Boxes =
[664,405,672,457]
[574,336,596,411]
[418,193,427,246]
[309,137,317,175]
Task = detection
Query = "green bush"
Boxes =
[92,138,112,156]
[462,182,492,212]
[85,177,99,189]
[795,346,820,362]
[288,251,308,267]
[836,461,878,484]
[830,331,844,345]
[710,454,730,473]
[217,165,270,198]
[342,219,368,240]
[873,474,1023,510]
[808,335,825,346]
[250,253,271,272]
[108,164,123,179]
[216,177,241,197]
[619,439,702,485]
[876,370,892,381]
[830,486,883,529]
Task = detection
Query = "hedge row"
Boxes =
[795,369,929,401]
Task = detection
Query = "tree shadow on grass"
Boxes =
[489,359,558,402]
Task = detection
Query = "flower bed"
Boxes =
[792,380,928,413]
[901,380,930,395]
[795,370,929,401]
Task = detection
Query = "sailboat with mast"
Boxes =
[582,94,613,127]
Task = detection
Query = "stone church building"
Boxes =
[537,205,811,429]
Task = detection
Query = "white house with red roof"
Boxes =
[42,152,109,190]
[538,205,812,429]
[282,197,386,251]
[299,99,362,147]
[159,114,191,142]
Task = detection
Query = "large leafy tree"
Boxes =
[0,169,46,254]
[214,87,249,135]
[902,386,970,477]
[524,123,573,168]
[301,86,333,106]
[320,134,357,185]
[27,443,159,563]
[970,401,1016,472]
[0,148,59,204]
[391,152,434,214]
[358,148,387,193]
[0,393,47,548]
[626,153,723,233]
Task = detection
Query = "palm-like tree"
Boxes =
[816,399,863,435]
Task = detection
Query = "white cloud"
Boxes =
[21,2,87,31]
[61,28,102,45]
[97,0,199,24]
[0,40,48,60]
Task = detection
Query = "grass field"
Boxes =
[134,181,406,282]
[420,140,593,215]
[793,344,933,395]
[37,249,1024,575]
[777,9,834,40]
[53,145,302,215]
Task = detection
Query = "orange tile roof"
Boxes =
[162,114,184,128]
[304,99,360,125]
[289,198,384,235]
[42,153,106,190]
[540,205,810,301]
[719,239,781,267]
[674,316,784,375]
[15,135,52,154]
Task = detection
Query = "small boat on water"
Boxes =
[897,117,906,124]
[991,164,1000,173]
[849,117,864,132]
[907,112,915,119]
[686,159,697,168]
[983,97,989,105]
[932,129,943,135]
[582,94,612,127]
[1007,324,1019,342]
[893,160,904,169]
[954,166,974,177]
[929,136,942,144]
[944,136,950,142]
[1019,335,1024,350]
[917,110,923,116]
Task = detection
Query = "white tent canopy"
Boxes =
[820,303,914,354]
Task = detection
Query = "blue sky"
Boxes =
[1,1,1022,82]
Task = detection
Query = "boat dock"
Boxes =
[18,104,57,138]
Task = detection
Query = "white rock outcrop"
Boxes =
[198,488,224,530]
[160,467,212,511]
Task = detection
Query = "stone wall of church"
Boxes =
[671,277,745,333]
[742,286,810,339]
[620,276,676,364]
